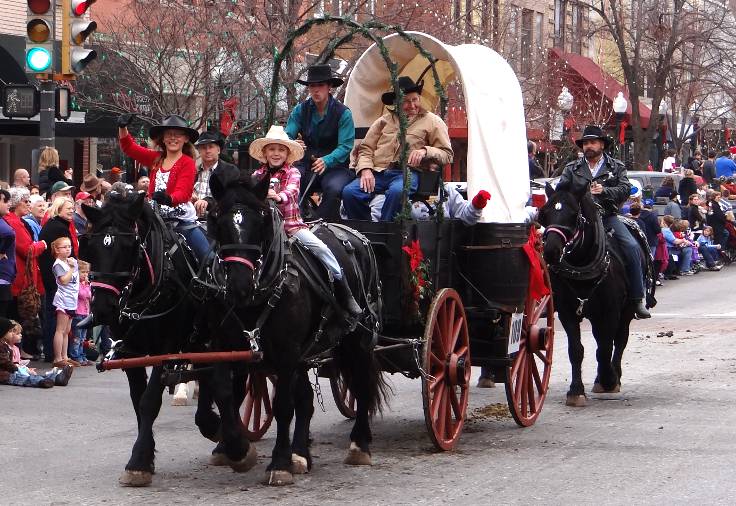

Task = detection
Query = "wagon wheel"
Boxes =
[504,256,555,427]
[240,371,276,441]
[330,371,356,419]
[421,288,471,451]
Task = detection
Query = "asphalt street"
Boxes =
[2,266,736,505]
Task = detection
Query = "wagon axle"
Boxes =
[447,354,468,387]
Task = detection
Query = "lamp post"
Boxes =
[557,86,574,141]
[612,91,628,159]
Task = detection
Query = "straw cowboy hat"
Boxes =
[149,114,199,143]
[249,125,304,165]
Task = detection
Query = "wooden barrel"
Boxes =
[454,222,530,310]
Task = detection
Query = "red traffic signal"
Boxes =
[71,0,97,16]
[27,0,51,15]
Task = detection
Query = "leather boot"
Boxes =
[334,277,362,316]
[633,299,651,319]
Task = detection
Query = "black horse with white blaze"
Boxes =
[208,171,387,486]
[81,192,255,487]
[538,181,655,406]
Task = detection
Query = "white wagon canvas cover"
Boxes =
[344,32,530,223]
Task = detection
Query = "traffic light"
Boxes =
[62,0,98,76]
[25,0,54,73]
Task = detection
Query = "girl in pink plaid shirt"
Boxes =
[250,126,361,316]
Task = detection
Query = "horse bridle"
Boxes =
[543,213,586,253]
[88,225,154,299]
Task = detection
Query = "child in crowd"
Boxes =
[51,237,79,368]
[696,226,723,271]
[70,261,92,366]
[0,318,72,387]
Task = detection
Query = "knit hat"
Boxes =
[0,317,14,339]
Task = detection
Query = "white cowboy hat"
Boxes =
[249,125,304,165]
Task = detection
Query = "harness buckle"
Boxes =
[122,311,141,321]
[243,328,261,352]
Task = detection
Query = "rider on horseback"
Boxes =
[249,126,362,317]
[559,125,651,319]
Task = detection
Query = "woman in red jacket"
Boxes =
[5,187,47,357]
[117,114,209,262]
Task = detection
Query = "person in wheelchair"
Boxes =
[250,126,361,317]
[117,114,210,264]
[342,76,453,222]
[558,125,651,319]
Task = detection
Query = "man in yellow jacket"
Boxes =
[342,76,453,221]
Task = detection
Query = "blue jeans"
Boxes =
[669,246,692,273]
[342,169,419,221]
[296,164,354,221]
[175,221,211,265]
[698,245,718,267]
[7,371,51,387]
[604,216,645,299]
[70,315,88,362]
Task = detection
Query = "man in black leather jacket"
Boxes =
[559,125,650,319]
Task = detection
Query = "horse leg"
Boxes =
[591,316,619,393]
[124,367,148,429]
[193,369,222,444]
[290,368,314,474]
[119,366,165,487]
[208,363,256,472]
[559,309,586,407]
[264,368,296,486]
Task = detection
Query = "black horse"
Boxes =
[208,173,386,486]
[538,181,655,406]
[82,192,255,486]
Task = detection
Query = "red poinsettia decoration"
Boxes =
[402,239,432,321]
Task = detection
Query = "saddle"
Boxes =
[606,216,658,308]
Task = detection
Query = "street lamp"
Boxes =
[558,87,574,140]
[612,91,628,158]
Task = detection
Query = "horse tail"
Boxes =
[334,339,391,417]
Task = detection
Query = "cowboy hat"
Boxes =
[194,131,225,149]
[80,174,101,194]
[575,124,611,149]
[381,76,425,106]
[249,125,304,165]
[149,114,199,143]
[296,64,344,87]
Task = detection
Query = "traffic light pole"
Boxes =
[39,78,55,148]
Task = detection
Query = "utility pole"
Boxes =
[39,79,55,149]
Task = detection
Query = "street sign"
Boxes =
[2,84,40,118]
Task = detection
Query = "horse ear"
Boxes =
[83,203,103,225]
[129,191,146,219]
[252,172,270,201]
[545,182,555,198]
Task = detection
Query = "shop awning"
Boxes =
[549,48,652,129]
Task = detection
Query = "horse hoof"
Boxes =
[119,470,152,487]
[476,378,495,388]
[230,444,258,473]
[171,384,190,406]
[263,470,294,486]
[208,452,229,466]
[344,441,372,466]
[290,453,309,474]
[592,383,620,394]
[565,394,587,407]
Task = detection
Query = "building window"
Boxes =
[571,2,582,54]
[554,0,565,49]
[506,5,520,71]
[535,12,544,54]
[520,9,533,75]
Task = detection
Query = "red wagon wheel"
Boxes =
[240,371,276,441]
[504,257,555,427]
[330,371,356,419]
[421,288,471,451]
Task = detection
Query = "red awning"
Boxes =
[549,48,652,129]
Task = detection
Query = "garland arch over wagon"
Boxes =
[242,18,556,449]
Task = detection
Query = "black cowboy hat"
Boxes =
[296,64,344,87]
[194,131,224,149]
[149,114,199,143]
[575,124,611,149]
[381,76,425,106]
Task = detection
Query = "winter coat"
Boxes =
[38,216,75,295]
[558,153,631,217]
[678,177,698,204]
[0,218,16,285]
[3,212,46,297]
